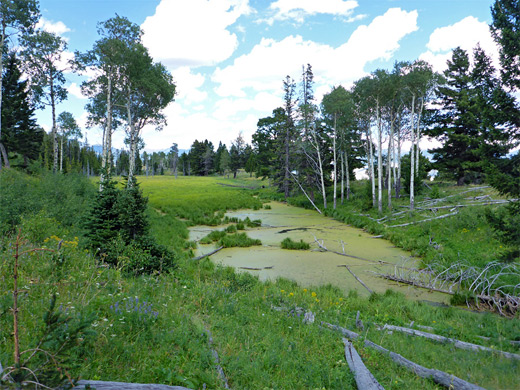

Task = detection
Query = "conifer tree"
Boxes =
[1,52,42,168]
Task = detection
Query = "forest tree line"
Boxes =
[1,0,519,215]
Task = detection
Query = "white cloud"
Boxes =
[141,0,253,68]
[268,0,358,23]
[259,0,362,25]
[419,16,500,72]
[172,67,208,104]
[213,8,418,98]
[67,83,87,99]
[36,17,71,36]
[213,92,281,120]
[140,103,257,150]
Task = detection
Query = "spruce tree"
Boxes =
[1,53,43,168]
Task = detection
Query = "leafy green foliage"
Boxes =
[401,151,431,195]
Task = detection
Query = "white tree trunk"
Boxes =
[365,124,376,208]
[345,150,350,201]
[377,100,383,213]
[387,117,394,210]
[340,151,344,204]
[333,115,337,210]
[60,135,63,172]
[313,129,327,209]
[410,94,416,211]
[100,71,113,189]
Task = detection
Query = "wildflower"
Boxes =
[311,292,317,297]
[316,299,319,303]
[280,289,285,293]
[303,289,307,293]
[289,292,294,297]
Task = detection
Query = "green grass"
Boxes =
[1,171,519,389]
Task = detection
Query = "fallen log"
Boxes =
[343,338,385,390]
[205,328,230,389]
[372,273,454,295]
[340,265,373,294]
[321,321,360,340]
[387,211,459,228]
[382,324,520,361]
[192,246,224,261]
[364,340,486,390]
[239,266,273,271]
[74,380,192,389]
[314,237,394,266]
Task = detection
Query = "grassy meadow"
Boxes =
[1,170,519,389]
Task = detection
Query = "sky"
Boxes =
[33,0,500,152]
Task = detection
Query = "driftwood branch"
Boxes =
[289,171,322,214]
[74,380,193,389]
[192,246,223,261]
[364,340,486,390]
[204,328,230,389]
[321,321,360,340]
[382,324,520,361]
[314,236,393,266]
[343,338,385,390]
[372,273,454,295]
[387,211,458,228]
[340,265,373,294]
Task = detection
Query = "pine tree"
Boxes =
[1,53,43,168]
[427,47,482,185]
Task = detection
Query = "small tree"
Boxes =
[21,30,68,173]
[57,112,82,172]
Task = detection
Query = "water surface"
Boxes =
[190,202,448,303]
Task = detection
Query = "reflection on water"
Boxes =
[190,201,449,303]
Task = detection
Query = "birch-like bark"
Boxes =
[376,100,383,213]
[312,128,327,209]
[50,75,58,173]
[340,151,344,204]
[126,87,138,187]
[368,126,376,208]
[100,71,112,189]
[396,118,402,198]
[415,100,423,181]
[387,115,394,210]
[410,94,416,211]
[333,114,337,210]
[345,150,350,201]
[60,135,63,172]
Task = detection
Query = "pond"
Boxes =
[190,201,449,304]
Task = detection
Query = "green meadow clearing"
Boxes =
[1,171,519,389]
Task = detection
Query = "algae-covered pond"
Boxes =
[190,201,449,304]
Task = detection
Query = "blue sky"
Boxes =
[35,0,498,151]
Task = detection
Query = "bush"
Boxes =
[281,237,310,250]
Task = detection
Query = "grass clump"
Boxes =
[199,230,227,244]
[281,237,310,250]
[219,232,261,248]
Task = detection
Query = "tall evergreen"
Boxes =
[490,0,520,91]
[1,52,43,168]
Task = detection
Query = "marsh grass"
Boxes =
[1,172,519,389]
[281,237,311,250]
